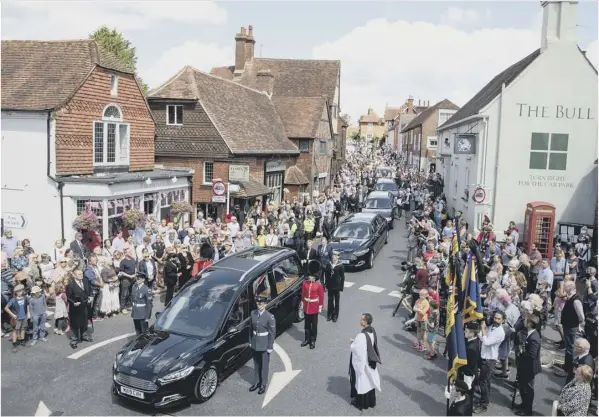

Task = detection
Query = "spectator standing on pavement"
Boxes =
[559,281,585,381]
[1,230,18,266]
[566,338,594,384]
[28,285,48,347]
[425,300,440,360]
[551,248,569,305]
[119,248,136,314]
[555,365,593,416]
[53,283,68,335]
[130,274,153,335]
[4,283,29,352]
[475,311,505,414]
[84,254,103,322]
[349,312,381,411]
[412,289,430,352]
[514,316,541,416]
[163,247,180,306]
[66,269,92,349]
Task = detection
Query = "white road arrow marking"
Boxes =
[35,401,51,416]
[67,333,136,360]
[262,342,301,408]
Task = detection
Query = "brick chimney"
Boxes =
[541,1,578,52]
[235,27,248,72]
[407,96,414,113]
[256,69,275,96]
[245,24,256,61]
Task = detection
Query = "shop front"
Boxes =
[264,160,285,208]
[61,168,193,242]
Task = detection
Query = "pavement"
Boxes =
[0,220,576,416]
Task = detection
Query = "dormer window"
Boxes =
[167,105,183,125]
[94,104,129,166]
[110,74,118,96]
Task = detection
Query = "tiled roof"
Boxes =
[211,58,340,104]
[360,110,381,124]
[150,66,298,155]
[285,165,310,185]
[402,99,460,133]
[1,40,132,111]
[155,137,230,158]
[272,96,326,138]
[230,179,271,197]
[439,49,541,129]
[384,107,402,120]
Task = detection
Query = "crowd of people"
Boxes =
[1,137,597,416]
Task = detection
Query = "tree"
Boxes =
[89,26,149,95]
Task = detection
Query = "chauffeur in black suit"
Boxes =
[300,238,318,276]
[325,251,345,322]
[249,296,276,395]
[515,316,542,416]
[317,236,333,286]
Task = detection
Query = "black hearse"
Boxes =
[112,247,304,408]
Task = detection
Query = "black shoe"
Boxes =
[300,341,310,347]
[249,383,260,392]
[515,410,532,416]
[332,317,338,323]
[326,317,332,322]
[70,341,78,349]
[310,343,315,349]
[494,372,509,380]
[257,385,266,395]
[473,405,487,414]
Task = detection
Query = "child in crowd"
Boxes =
[4,284,29,352]
[412,289,430,352]
[425,300,440,359]
[54,283,68,335]
[28,285,48,346]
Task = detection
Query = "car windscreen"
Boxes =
[334,223,371,240]
[155,284,230,337]
[375,182,398,192]
[364,198,392,209]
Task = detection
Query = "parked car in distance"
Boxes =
[374,178,399,198]
[329,212,389,270]
[112,247,304,408]
[363,191,395,229]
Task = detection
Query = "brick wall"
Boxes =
[421,110,439,162]
[292,140,314,182]
[55,67,154,175]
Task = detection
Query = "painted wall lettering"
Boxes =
[516,103,594,120]
[517,174,575,189]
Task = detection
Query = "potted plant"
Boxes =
[122,209,146,230]
[72,210,100,232]
[170,200,194,226]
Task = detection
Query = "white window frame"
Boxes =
[366,134,373,140]
[166,105,183,126]
[427,136,438,149]
[367,123,373,131]
[93,104,129,166]
[529,132,569,171]
[203,161,214,185]
[110,74,118,97]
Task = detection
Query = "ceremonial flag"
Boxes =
[463,253,484,324]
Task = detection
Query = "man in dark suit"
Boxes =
[300,239,318,276]
[317,236,333,287]
[459,322,481,394]
[515,316,542,416]
[566,338,594,384]
[137,249,157,289]
[66,269,92,349]
[249,296,276,395]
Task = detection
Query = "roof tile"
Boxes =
[272,96,326,138]
[402,99,460,132]
[285,165,310,185]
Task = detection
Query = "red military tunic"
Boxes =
[302,280,324,315]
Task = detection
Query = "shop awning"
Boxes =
[230,179,271,198]
[284,165,309,185]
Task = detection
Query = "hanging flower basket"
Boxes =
[122,209,146,229]
[171,200,194,225]
[72,210,100,232]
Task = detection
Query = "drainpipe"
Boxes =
[46,112,65,242]
[490,83,506,225]
[188,178,194,222]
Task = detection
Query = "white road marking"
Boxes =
[359,285,385,293]
[388,291,402,298]
[67,333,136,360]
[262,342,301,408]
[344,281,355,288]
[35,401,51,417]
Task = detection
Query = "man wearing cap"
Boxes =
[249,296,276,395]
[460,322,481,395]
[446,379,473,416]
[130,273,153,335]
[301,260,325,349]
[325,251,345,322]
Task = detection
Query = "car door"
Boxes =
[374,217,386,252]
[269,256,302,324]
[215,286,251,373]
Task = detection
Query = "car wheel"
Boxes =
[385,230,389,244]
[366,251,374,269]
[295,300,305,322]
[194,366,219,402]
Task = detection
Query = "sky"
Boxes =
[2,0,597,123]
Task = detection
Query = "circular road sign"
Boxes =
[212,181,226,196]
[472,187,486,204]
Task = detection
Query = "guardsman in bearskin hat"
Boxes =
[325,251,345,322]
[191,242,214,276]
[301,260,325,349]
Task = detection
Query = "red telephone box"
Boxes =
[523,201,556,260]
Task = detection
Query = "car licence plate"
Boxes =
[341,260,350,264]
[121,386,144,399]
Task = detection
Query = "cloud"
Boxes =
[313,17,571,122]
[1,0,227,40]
[140,41,234,88]
[440,7,486,26]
